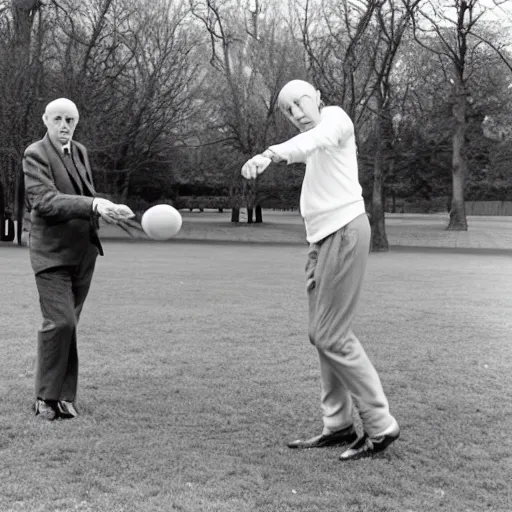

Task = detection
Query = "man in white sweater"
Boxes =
[241,80,400,461]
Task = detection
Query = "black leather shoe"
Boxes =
[57,400,78,419]
[287,425,357,449]
[339,420,400,461]
[34,399,57,421]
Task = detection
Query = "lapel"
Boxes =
[70,142,96,196]
[43,134,84,194]
[42,135,96,197]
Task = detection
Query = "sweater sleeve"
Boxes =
[268,107,354,164]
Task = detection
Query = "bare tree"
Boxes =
[469,0,512,74]
[40,0,202,201]
[411,0,508,230]
[190,0,298,222]
[292,0,381,135]
[0,0,44,242]
[97,0,202,201]
[365,1,422,251]
[292,0,421,251]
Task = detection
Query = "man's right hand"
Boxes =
[92,198,135,224]
[241,154,272,180]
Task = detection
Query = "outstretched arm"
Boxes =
[267,107,353,164]
[24,148,137,226]
[241,108,354,179]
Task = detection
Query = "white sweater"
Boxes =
[269,106,365,244]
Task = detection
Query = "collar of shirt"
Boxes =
[62,143,71,155]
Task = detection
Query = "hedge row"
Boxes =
[129,196,299,212]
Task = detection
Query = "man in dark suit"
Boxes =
[23,98,135,421]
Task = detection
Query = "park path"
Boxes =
[2,211,510,252]
[385,214,512,251]
[96,211,512,252]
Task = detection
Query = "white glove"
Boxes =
[93,198,135,224]
[241,154,272,180]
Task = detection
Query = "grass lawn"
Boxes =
[1,242,511,512]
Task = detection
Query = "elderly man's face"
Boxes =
[278,80,321,132]
[43,99,79,147]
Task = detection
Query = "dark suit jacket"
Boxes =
[23,134,104,275]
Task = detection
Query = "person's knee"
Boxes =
[315,327,355,354]
[40,312,76,336]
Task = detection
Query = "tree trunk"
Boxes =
[16,169,25,245]
[12,0,39,53]
[3,0,42,233]
[0,181,4,217]
[447,85,468,230]
[247,208,253,223]
[370,159,388,252]
[370,107,388,252]
[120,171,132,203]
[231,208,240,223]
[255,204,262,223]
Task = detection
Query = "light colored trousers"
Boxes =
[306,213,394,437]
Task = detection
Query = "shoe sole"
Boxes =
[288,432,358,449]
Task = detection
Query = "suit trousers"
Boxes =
[34,244,98,402]
[306,213,394,437]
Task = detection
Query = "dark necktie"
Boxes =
[64,148,99,232]
[64,147,91,197]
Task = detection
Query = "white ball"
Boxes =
[141,204,182,240]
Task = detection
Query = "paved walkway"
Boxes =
[385,214,512,251]
[2,211,510,252]
[95,211,512,253]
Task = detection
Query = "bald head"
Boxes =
[44,98,79,119]
[278,80,319,110]
[43,98,79,147]
[277,80,322,132]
